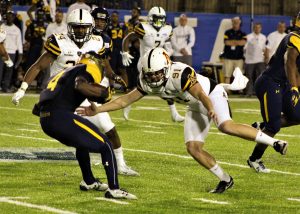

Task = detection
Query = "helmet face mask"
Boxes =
[67,9,94,43]
[148,6,166,29]
[141,48,171,88]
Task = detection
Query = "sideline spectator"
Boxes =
[45,8,67,39]
[0,11,22,92]
[67,0,91,18]
[265,21,287,62]
[171,13,195,66]
[244,23,267,97]
[223,17,246,84]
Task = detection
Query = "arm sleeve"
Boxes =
[134,23,145,39]
[181,67,198,91]
[187,27,195,49]
[44,34,61,56]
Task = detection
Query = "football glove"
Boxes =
[12,82,28,106]
[120,51,134,66]
[4,59,14,68]
[291,87,299,107]
[112,73,127,89]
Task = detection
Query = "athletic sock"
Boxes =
[249,145,268,162]
[209,164,231,182]
[75,149,95,185]
[169,103,178,116]
[255,130,276,146]
[114,146,125,167]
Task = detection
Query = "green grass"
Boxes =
[0,94,300,214]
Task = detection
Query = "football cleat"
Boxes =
[171,113,185,122]
[118,164,140,176]
[247,158,270,173]
[273,140,288,155]
[105,188,137,200]
[79,179,108,191]
[210,176,234,194]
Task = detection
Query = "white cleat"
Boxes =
[247,158,270,173]
[123,105,131,121]
[172,113,185,122]
[105,188,137,200]
[80,179,108,191]
[118,164,140,176]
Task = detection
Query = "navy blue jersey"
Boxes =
[107,23,127,50]
[39,64,102,111]
[264,32,300,83]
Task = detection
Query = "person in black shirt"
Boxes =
[223,17,247,84]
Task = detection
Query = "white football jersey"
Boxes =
[44,33,106,77]
[137,62,214,106]
[134,22,173,57]
[0,24,6,43]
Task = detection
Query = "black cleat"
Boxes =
[251,121,265,130]
[210,176,234,194]
[273,140,288,155]
[79,178,108,191]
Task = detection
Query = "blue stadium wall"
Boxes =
[13,6,291,71]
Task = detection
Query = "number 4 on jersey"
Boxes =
[47,71,64,91]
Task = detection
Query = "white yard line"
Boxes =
[94,197,130,205]
[192,198,230,205]
[140,125,162,129]
[0,197,77,214]
[0,106,31,112]
[0,133,57,142]
[17,128,39,132]
[24,123,40,127]
[143,130,166,134]
[287,198,300,202]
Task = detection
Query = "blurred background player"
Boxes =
[0,11,23,93]
[107,10,128,89]
[121,6,184,122]
[12,9,138,176]
[27,0,55,23]
[90,7,139,176]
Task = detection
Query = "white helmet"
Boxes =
[148,6,166,29]
[141,47,171,88]
[67,9,94,43]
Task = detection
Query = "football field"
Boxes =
[0,93,299,214]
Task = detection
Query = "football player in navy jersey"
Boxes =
[247,13,300,173]
[35,51,136,200]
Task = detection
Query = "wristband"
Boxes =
[20,82,29,91]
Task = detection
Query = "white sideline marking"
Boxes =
[95,197,130,205]
[0,197,77,214]
[124,148,300,176]
[17,128,39,132]
[0,106,31,112]
[0,133,57,142]
[287,198,300,202]
[192,198,230,205]
[143,130,166,134]
[0,131,299,176]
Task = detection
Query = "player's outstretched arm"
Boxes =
[12,52,55,105]
[286,47,300,106]
[77,89,144,117]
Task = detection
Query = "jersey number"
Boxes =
[47,71,64,91]
[111,29,123,39]
[155,41,161,47]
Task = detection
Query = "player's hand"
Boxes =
[12,82,28,106]
[112,74,127,89]
[208,109,218,125]
[4,59,14,68]
[12,89,25,106]
[291,87,299,107]
[76,101,98,117]
[120,51,134,66]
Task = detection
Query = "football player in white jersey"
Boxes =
[120,6,184,122]
[0,14,13,68]
[78,48,288,193]
[12,8,138,180]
